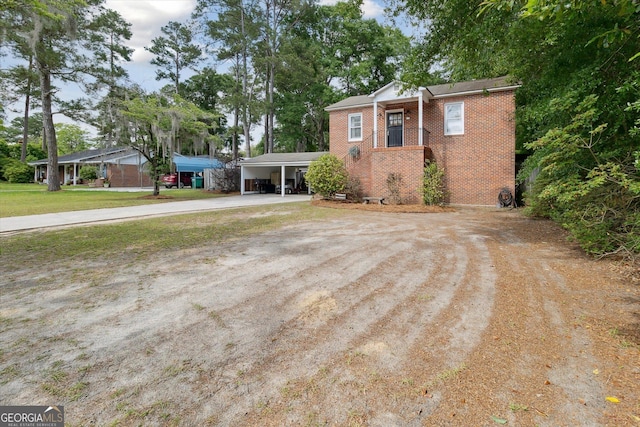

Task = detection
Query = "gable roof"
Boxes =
[322,95,372,111]
[427,76,519,97]
[241,152,328,166]
[325,76,519,111]
[29,147,130,166]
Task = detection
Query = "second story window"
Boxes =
[348,113,362,141]
[444,102,464,135]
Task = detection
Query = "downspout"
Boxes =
[373,101,378,148]
[418,89,424,146]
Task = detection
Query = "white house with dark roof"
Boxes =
[29,147,151,187]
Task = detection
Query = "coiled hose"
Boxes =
[498,188,516,208]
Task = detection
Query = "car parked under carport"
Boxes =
[240,152,328,196]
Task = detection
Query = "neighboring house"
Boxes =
[29,147,152,187]
[325,76,519,205]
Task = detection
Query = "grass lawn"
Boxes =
[0,183,233,217]
[0,203,341,264]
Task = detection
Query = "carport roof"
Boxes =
[29,147,130,166]
[173,153,224,172]
[241,152,328,166]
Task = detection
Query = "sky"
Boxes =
[3,0,392,139]
[104,0,198,91]
[105,0,387,92]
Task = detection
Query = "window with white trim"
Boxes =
[444,102,464,135]
[348,113,362,141]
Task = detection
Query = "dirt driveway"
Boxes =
[1,205,638,426]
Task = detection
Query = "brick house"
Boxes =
[30,147,153,187]
[325,76,519,205]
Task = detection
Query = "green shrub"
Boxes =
[305,154,348,198]
[3,159,34,183]
[421,160,445,205]
[79,165,98,181]
[0,157,11,181]
[521,95,640,258]
[0,140,11,158]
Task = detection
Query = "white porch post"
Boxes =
[373,101,378,148]
[418,91,424,146]
[240,165,245,195]
[74,163,78,185]
[280,165,285,197]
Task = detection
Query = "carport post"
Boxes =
[240,165,245,195]
[280,165,285,197]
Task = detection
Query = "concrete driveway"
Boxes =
[0,194,311,233]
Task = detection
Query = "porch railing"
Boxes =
[344,132,375,169]
[375,127,430,148]
[343,128,430,170]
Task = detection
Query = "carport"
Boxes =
[173,153,224,173]
[240,152,328,196]
[172,153,224,188]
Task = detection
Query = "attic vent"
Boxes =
[393,83,400,92]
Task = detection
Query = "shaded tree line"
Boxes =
[1,0,407,192]
[396,0,639,257]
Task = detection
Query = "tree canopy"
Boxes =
[116,92,218,195]
[1,0,133,190]
[398,0,639,256]
[146,20,202,94]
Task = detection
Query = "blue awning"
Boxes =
[174,153,224,172]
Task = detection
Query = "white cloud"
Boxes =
[361,0,384,18]
[105,0,197,63]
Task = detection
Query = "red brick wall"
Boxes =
[328,105,374,160]
[107,164,153,187]
[329,90,516,205]
[371,146,430,204]
[426,91,516,205]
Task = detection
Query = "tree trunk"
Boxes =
[174,48,180,94]
[263,108,270,153]
[233,104,239,160]
[239,52,252,157]
[263,62,271,153]
[21,55,33,162]
[263,0,272,154]
[317,114,325,152]
[148,156,160,196]
[39,63,60,191]
[267,60,275,153]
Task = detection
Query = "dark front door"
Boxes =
[387,112,403,147]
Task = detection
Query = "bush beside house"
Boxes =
[305,154,348,198]
[79,165,98,181]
